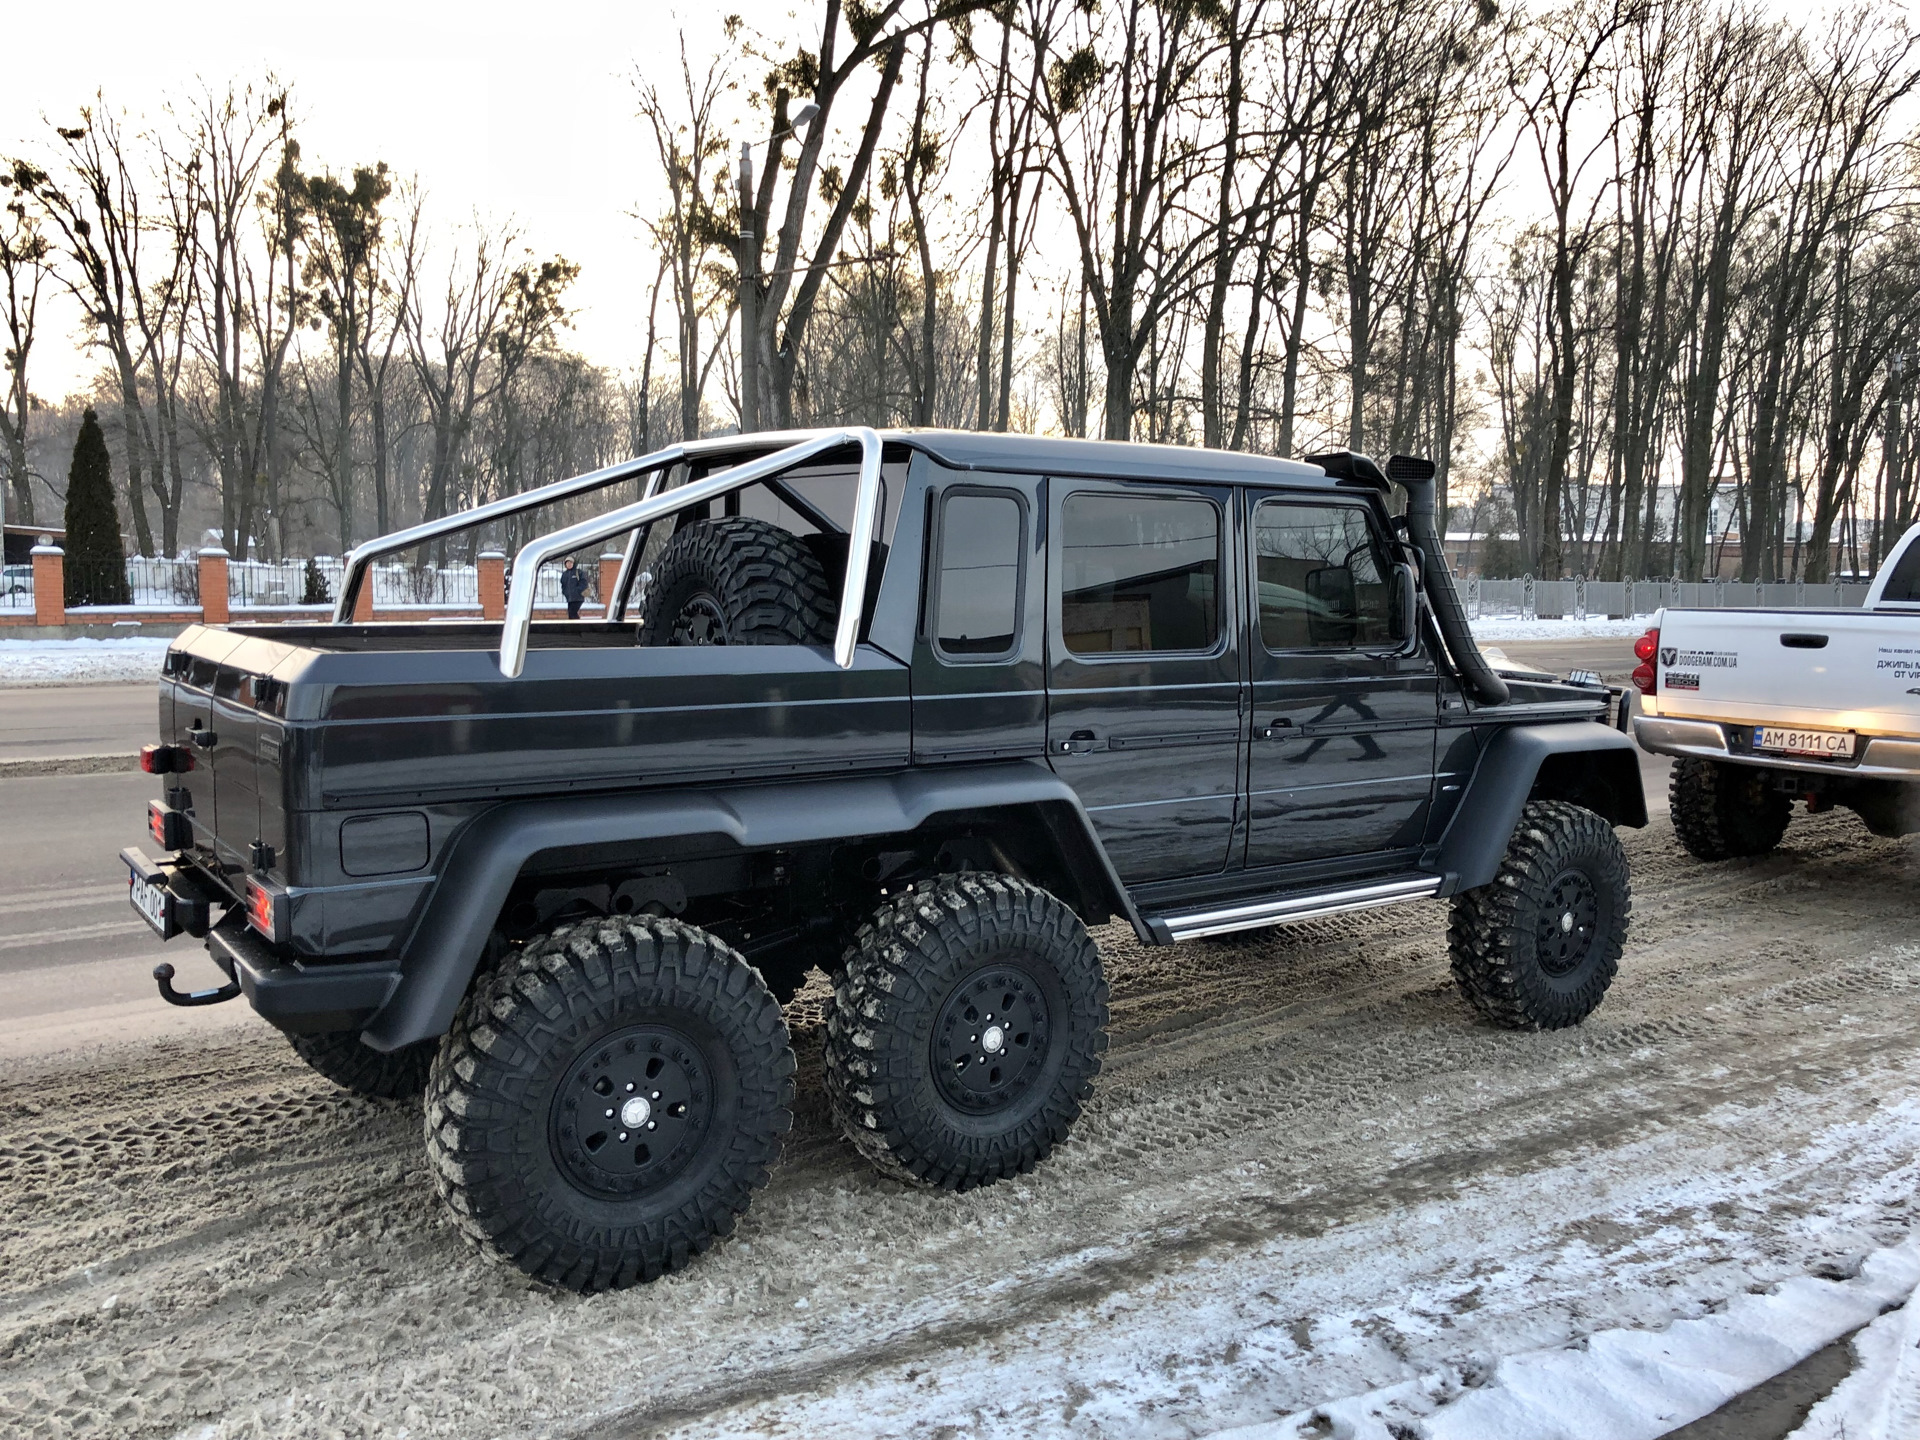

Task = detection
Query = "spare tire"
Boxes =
[636,517,836,646]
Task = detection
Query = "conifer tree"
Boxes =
[63,409,130,606]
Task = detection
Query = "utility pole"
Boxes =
[737,141,759,434]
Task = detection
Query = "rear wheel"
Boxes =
[424,916,794,1292]
[636,517,835,648]
[824,873,1108,1190]
[288,1029,434,1101]
[1670,757,1791,860]
[1449,800,1630,1031]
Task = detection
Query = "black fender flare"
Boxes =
[1430,721,1648,896]
[360,760,1140,1051]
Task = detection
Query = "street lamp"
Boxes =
[738,103,819,433]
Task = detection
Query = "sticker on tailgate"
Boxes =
[1660,647,1737,669]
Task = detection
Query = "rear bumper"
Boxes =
[206,916,403,1034]
[1632,715,1920,781]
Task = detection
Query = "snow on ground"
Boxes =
[0,636,172,686]
[1468,615,1652,641]
[1787,1283,1920,1440]
[1207,1238,1920,1440]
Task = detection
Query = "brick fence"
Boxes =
[1,546,611,629]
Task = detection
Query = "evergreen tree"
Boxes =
[63,409,130,606]
[302,555,332,605]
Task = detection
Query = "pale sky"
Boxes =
[4,0,815,399]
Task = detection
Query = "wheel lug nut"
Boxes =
[604,1109,614,1118]
[626,1082,635,1092]
[647,1121,656,1130]
[652,1091,661,1100]
[618,1132,628,1142]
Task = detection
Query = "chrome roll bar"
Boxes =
[497,427,883,678]
[331,448,692,622]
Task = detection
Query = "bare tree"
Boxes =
[0,163,50,527]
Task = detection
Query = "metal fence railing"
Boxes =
[1465,576,1876,620]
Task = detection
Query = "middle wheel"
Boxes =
[824,872,1109,1190]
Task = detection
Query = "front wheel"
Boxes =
[824,873,1108,1191]
[1448,800,1631,1031]
[424,917,795,1292]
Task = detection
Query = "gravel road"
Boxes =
[2,801,1914,1439]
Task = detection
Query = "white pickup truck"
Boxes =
[1631,520,1920,858]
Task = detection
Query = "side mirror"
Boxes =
[1393,562,1417,642]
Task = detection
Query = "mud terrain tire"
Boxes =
[424,916,794,1292]
[1448,800,1630,1031]
[824,873,1108,1190]
[637,516,835,647]
[1669,756,1792,860]
[287,1030,435,1100]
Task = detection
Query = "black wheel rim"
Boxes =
[670,592,728,646]
[931,962,1052,1114]
[1536,868,1600,976]
[549,1023,714,1198]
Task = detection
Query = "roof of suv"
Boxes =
[892,429,1333,487]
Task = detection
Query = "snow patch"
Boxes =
[1468,616,1651,641]
[1786,1289,1920,1440]
[1206,1239,1920,1440]
[0,636,172,686]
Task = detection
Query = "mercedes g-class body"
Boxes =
[121,428,1646,1292]
[1631,520,1920,858]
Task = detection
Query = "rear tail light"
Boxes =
[1631,626,1659,695]
[139,743,194,774]
[147,799,189,850]
[245,878,283,942]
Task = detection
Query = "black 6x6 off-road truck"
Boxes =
[122,429,1645,1292]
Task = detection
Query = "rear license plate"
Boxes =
[1755,726,1857,759]
[128,867,177,938]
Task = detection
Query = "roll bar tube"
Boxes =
[497,427,883,678]
[331,447,692,623]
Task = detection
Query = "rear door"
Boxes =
[1045,478,1242,884]
[1243,492,1437,868]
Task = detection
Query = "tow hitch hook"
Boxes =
[152,962,241,1007]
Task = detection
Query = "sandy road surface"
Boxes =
[1,802,1914,1439]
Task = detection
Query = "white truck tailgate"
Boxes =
[1651,609,1920,734]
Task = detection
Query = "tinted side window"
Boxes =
[1882,537,1920,602]
[934,492,1023,659]
[1255,501,1393,650]
[1061,492,1220,654]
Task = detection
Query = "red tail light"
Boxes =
[139,743,194,774]
[246,878,280,941]
[1630,627,1659,695]
[148,799,189,850]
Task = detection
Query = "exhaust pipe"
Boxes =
[1305,449,1507,707]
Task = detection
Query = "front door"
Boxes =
[1244,492,1438,868]
[1046,480,1242,884]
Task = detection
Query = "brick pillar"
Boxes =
[31,542,64,626]
[352,573,375,622]
[598,552,623,615]
[197,548,230,625]
[478,550,507,621]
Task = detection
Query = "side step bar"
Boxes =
[1147,875,1443,943]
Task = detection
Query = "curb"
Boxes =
[0,754,139,779]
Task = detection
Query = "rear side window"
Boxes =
[1882,537,1920,603]
[1254,500,1395,650]
[1060,491,1220,654]
[932,491,1023,660]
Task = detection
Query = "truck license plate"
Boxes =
[1755,726,1856,759]
[128,868,176,937]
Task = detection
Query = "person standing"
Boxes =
[560,557,589,620]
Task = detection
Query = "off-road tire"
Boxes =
[287,1030,434,1101]
[424,916,795,1292]
[824,873,1108,1190]
[637,516,835,647]
[1448,800,1630,1031]
[1669,756,1792,860]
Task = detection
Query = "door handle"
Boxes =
[1058,729,1098,755]
[1258,718,1295,740]
[189,729,218,749]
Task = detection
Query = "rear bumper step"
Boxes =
[207,917,403,1035]
[1147,875,1443,944]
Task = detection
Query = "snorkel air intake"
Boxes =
[1307,449,1509,706]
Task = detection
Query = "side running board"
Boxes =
[1146,875,1442,943]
